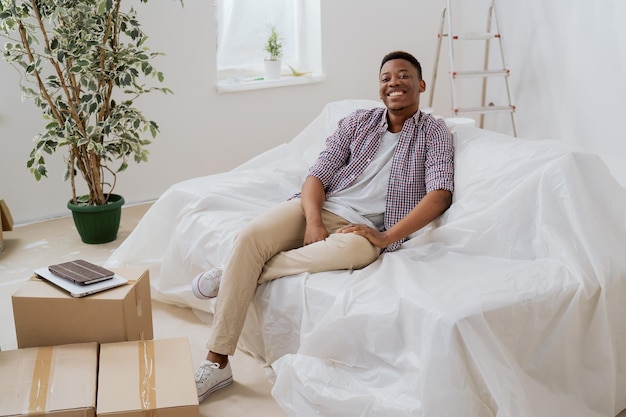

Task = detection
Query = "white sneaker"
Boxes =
[195,360,233,402]
[191,269,222,299]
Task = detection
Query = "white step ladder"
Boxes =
[428,0,518,136]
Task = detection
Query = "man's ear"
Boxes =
[419,79,426,93]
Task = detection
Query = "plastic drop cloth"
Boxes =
[107,99,626,417]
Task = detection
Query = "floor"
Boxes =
[0,202,289,417]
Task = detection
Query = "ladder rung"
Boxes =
[453,69,510,78]
[452,32,501,40]
[430,2,518,136]
[455,105,516,114]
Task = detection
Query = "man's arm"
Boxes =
[300,176,329,245]
[339,189,452,249]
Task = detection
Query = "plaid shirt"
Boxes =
[307,107,454,252]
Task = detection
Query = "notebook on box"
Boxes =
[48,259,115,285]
[34,267,128,298]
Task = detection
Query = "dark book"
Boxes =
[48,259,115,285]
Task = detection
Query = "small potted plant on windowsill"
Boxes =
[263,24,283,80]
[0,0,176,244]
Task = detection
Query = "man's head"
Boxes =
[380,51,423,79]
[379,51,426,115]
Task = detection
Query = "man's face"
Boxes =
[379,59,426,113]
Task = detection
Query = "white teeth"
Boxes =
[389,91,403,97]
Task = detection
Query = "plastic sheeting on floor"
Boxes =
[107,99,626,417]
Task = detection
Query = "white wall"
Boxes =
[1,0,624,225]
[503,1,626,152]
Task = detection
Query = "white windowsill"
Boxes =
[216,73,326,94]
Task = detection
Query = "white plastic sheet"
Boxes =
[107,100,626,417]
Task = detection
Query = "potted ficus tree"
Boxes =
[263,24,282,80]
[0,0,173,243]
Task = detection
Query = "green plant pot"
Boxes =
[67,194,125,244]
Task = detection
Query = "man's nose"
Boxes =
[389,75,401,85]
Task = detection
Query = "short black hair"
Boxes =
[380,51,422,79]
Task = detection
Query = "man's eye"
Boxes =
[381,78,389,83]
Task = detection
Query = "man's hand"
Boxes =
[338,224,391,249]
[338,189,452,249]
[304,222,329,245]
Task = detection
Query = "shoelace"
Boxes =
[195,361,220,383]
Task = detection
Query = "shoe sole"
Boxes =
[197,375,233,403]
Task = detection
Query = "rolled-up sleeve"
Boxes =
[425,119,455,194]
[307,112,360,190]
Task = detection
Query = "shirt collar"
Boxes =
[380,107,423,130]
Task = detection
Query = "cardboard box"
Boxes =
[0,199,14,254]
[97,338,199,417]
[0,342,98,417]
[12,268,153,348]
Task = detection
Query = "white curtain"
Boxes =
[216,0,320,78]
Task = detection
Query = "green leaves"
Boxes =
[0,0,177,205]
[264,24,283,61]
[149,121,158,138]
[97,0,114,15]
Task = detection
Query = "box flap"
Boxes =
[97,338,198,416]
[0,199,13,231]
[120,269,154,341]
[12,269,153,349]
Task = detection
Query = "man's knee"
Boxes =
[331,233,380,269]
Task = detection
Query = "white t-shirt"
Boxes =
[323,130,399,231]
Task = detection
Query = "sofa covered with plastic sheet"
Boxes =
[106,99,626,417]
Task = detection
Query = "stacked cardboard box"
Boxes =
[0,199,14,254]
[0,339,199,417]
[12,268,153,348]
[97,338,199,417]
[4,268,200,417]
[0,342,98,417]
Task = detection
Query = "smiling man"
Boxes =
[192,50,455,402]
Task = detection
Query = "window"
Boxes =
[215,0,323,92]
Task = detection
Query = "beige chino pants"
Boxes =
[208,198,381,355]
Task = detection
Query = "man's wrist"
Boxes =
[304,215,324,228]
[381,230,395,248]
